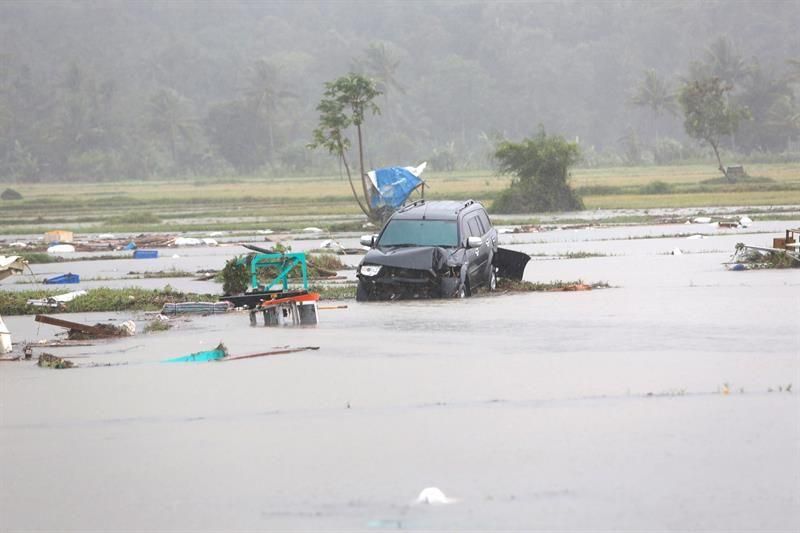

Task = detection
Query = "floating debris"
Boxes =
[163,342,228,363]
[0,316,11,354]
[133,250,159,259]
[37,352,75,369]
[416,487,457,505]
[35,314,136,339]
[44,273,80,284]
[26,290,87,308]
[47,244,76,253]
[160,301,231,315]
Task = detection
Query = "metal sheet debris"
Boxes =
[160,302,231,315]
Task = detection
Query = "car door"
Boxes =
[465,214,490,286]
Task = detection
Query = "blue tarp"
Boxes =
[44,273,80,284]
[133,250,158,259]
[368,166,423,210]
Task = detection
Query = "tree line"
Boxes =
[0,1,797,183]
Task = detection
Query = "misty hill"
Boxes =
[0,0,798,181]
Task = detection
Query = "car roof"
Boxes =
[390,200,482,221]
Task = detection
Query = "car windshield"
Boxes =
[378,220,458,247]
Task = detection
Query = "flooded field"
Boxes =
[1,217,799,530]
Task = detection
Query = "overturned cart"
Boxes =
[221,244,320,326]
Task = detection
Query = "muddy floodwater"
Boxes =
[1,219,799,531]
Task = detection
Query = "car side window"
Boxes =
[478,210,491,233]
[467,217,482,238]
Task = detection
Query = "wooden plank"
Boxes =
[34,315,112,337]
[219,346,319,362]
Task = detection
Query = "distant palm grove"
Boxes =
[0,0,798,182]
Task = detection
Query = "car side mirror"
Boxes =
[360,234,377,247]
[467,236,482,248]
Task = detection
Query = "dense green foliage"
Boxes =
[492,132,584,213]
[0,2,798,182]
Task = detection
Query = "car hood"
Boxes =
[362,246,463,272]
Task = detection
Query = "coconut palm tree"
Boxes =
[244,59,294,160]
[704,36,750,87]
[629,69,676,140]
[147,88,195,165]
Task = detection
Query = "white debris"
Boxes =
[686,234,704,240]
[257,229,274,235]
[26,290,87,308]
[693,217,712,224]
[208,231,225,237]
[362,222,376,229]
[302,227,324,233]
[97,233,115,239]
[671,248,683,255]
[52,290,87,304]
[119,320,136,336]
[172,254,181,259]
[319,239,343,250]
[8,242,28,248]
[496,227,515,234]
[47,244,75,253]
[0,316,11,354]
[173,237,202,246]
[201,238,219,246]
[739,215,752,228]
[416,487,457,505]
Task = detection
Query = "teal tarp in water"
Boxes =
[163,343,228,363]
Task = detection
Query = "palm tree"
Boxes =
[360,42,405,102]
[244,59,294,160]
[147,88,194,165]
[353,42,405,129]
[704,36,750,87]
[629,69,676,140]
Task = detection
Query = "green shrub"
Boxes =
[492,130,584,214]
[1,188,22,200]
[640,181,673,194]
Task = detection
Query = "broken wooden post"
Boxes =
[34,315,134,339]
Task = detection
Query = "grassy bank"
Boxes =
[1,285,359,315]
[1,163,798,235]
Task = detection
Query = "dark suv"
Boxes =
[356,199,528,301]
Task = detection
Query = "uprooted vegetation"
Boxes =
[496,279,611,292]
[728,243,800,269]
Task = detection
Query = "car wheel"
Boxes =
[356,280,370,302]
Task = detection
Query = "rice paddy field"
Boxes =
[1,163,799,235]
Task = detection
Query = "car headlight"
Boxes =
[359,264,382,277]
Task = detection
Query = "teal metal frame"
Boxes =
[241,252,309,292]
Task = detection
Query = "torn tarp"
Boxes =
[367,162,426,210]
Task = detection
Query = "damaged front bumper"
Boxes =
[357,264,462,300]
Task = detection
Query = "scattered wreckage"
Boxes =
[220,244,321,327]
[724,229,800,270]
[355,200,530,301]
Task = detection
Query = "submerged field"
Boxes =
[1,218,798,530]
[1,163,799,235]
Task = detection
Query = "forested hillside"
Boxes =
[1,0,798,182]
